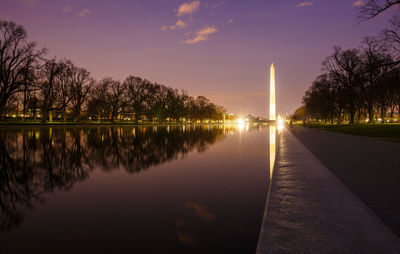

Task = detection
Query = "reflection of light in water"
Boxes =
[237,118,245,131]
[185,202,216,221]
[277,119,284,131]
[269,125,276,180]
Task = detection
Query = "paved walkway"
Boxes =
[257,127,400,254]
[290,126,400,236]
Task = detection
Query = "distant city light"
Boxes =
[237,118,245,130]
[277,119,284,131]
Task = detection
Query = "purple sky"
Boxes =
[0,0,393,117]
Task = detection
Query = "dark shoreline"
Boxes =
[0,122,224,128]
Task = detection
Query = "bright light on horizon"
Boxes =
[237,118,245,130]
[277,118,284,131]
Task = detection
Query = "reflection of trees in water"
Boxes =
[86,126,226,173]
[0,125,228,231]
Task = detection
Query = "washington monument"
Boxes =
[269,63,276,121]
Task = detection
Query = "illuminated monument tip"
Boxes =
[269,63,276,121]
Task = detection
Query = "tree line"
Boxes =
[0,20,226,123]
[295,0,400,124]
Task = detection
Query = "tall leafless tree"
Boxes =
[69,66,94,121]
[360,37,395,122]
[322,47,364,123]
[0,20,46,119]
[55,60,73,121]
[100,77,127,121]
[124,76,149,123]
[38,58,67,122]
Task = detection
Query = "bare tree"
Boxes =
[55,60,73,121]
[0,20,46,119]
[359,0,400,20]
[383,17,400,47]
[124,76,149,123]
[69,66,94,121]
[38,58,66,122]
[322,47,363,123]
[303,74,337,123]
[21,67,36,122]
[375,68,399,122]
[360,37,395,122]
[381,16,400,65]
[87,82,108,121]
[26,90,40,121]
[166,89,188,121]
[147,83,168,122]
[100,77,127,121]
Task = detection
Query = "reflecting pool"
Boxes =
[0,124,275,253]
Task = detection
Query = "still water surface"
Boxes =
[0,125,274,253]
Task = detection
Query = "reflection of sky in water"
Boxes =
[0,125,274,253]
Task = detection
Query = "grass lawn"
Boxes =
[304,123,400,142]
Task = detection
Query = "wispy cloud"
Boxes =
[296,1,314,7]
[184,25,217,44]
[77,8,91,17]
[177,1,201,16]
[176,19,187,28]
[161,19,187,31]
[18,0,38,5]
[226,18,234,24]
[353,0,363,7]
[62,5,72,13]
